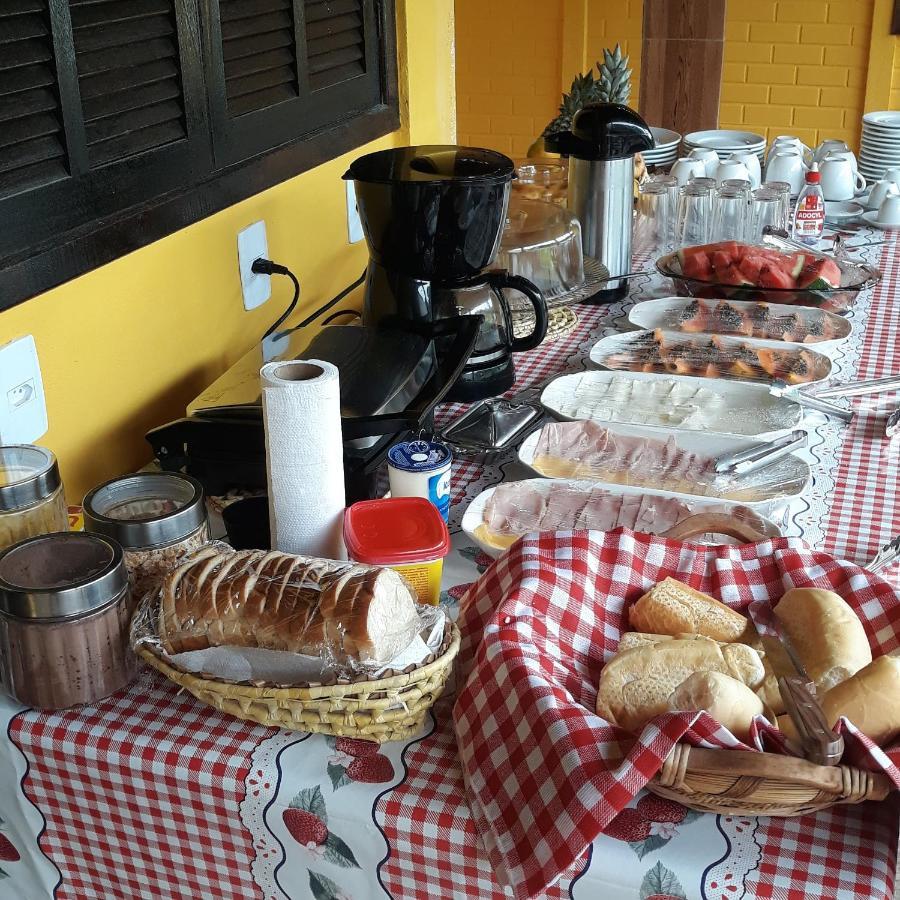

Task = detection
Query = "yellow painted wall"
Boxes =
[0,0,456,502]
[456,0,900,155]
[456,0,564,156]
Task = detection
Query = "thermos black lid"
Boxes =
[546,103,654,160]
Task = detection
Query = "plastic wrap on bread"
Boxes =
[131,544,439,684]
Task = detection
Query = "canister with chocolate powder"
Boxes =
[0,532,135,709]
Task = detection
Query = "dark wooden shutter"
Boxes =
[203,0,390,166]
[70,0,189,166]
[0,0,69,197]
[0,0,212,267]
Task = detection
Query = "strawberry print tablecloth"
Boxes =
[0,230,899,899]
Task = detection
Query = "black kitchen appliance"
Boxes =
[343,145,548,400]
[146,317,480,503]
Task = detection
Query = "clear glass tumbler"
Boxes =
[762,180,792,232]
[748,187,783,242]
[650,174,679,246]
[711,184,749,242]
[675,182,711,246]
[637,181,672,254]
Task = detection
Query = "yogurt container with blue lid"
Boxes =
[387,440,453,521]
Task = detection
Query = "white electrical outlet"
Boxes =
[0,335,47,444]
[237,220,271,310]
[346,181,364,243]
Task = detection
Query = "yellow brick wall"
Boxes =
[585,0,643,100]
[455,0,564,155]
[456,0,895,155]
[719,0,873,150]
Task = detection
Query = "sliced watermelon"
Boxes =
[788,253,808,278]
[705,240,743,259]
[796,257,841,290]
[758,264,795,290]
[738,254,769,283]
[717,264,753,286]
[682,252,713,281]
[711,250,735,273]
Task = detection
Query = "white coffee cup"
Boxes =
[769,135,813,165]
[687,147,719,177]
[670,157,707,186]
[715,159,750,184]
[820,155,865,201]
[815,139,849,163]
[866,179,899,210]
[825,147,861,177]
[876,194,900,226]
[764,151,805,195]
[730,151,761,188]
[882,166,900,183]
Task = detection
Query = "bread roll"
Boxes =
[596,637,765,732]
[779,653,900,746]
[159,547,422,663]
[668,671,764,741]
[618,631,728,652]
[629,577,748,642]
[774,588,871,692]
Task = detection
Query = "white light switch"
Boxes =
[0,335,47,444]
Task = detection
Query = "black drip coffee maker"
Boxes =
[343,145,548,401]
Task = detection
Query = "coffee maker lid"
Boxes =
[545,103,654,161]
[343,145,515,184]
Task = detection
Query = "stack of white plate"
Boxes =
[859,111,900,182]
[643,127,680,167]
[682,129,766,162]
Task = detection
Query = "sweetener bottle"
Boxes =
[792,162,825,246]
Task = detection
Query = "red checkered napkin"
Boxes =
[452,528,900,900]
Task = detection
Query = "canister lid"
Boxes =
[83,472,206,549]
[343,498,450,566]
[0,445,61,512]
[546,103,654,160]
[0,532,127,619]
[387,440,452,474]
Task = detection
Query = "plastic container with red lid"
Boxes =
[343,497,450,605]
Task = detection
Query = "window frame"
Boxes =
[0,0,399,312]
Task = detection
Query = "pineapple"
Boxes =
[540,70,603,138]
[596,44,632,105]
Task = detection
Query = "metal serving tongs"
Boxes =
[864,534,900,573]
[713,430,807,477]
[747,597,844,766]
[769,379,854,422]
[809,373,900,400]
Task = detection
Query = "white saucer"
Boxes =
[863,111,900,128]
[862,209,900,230]
[825,200,863,221]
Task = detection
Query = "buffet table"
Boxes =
[1,232,899,900]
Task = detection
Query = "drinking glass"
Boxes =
[689,176,717,219]
[722,178,752,201]
[650,174,679,245]
[748,187,783,242]
[711,185,748,242]
[637,181,672,253]
[762,180,792,231]
[675,182,710,246]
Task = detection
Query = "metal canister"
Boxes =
[83,472,209,599]
[548,103,654,302]
[0,532,135,709]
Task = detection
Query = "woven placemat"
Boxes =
[511,305,578,342]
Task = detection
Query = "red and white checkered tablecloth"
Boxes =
[1,234,899,900]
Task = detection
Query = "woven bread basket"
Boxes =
[136,621,460,743]
[646,513,897,815]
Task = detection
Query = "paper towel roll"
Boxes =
[261,359,346,559]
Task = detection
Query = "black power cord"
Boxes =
[251,258,366,342]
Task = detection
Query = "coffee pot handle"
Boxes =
[485,272,549,352]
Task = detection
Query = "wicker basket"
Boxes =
[653,515,896,815]
[136,622,460,743]
[649,745,893,816]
